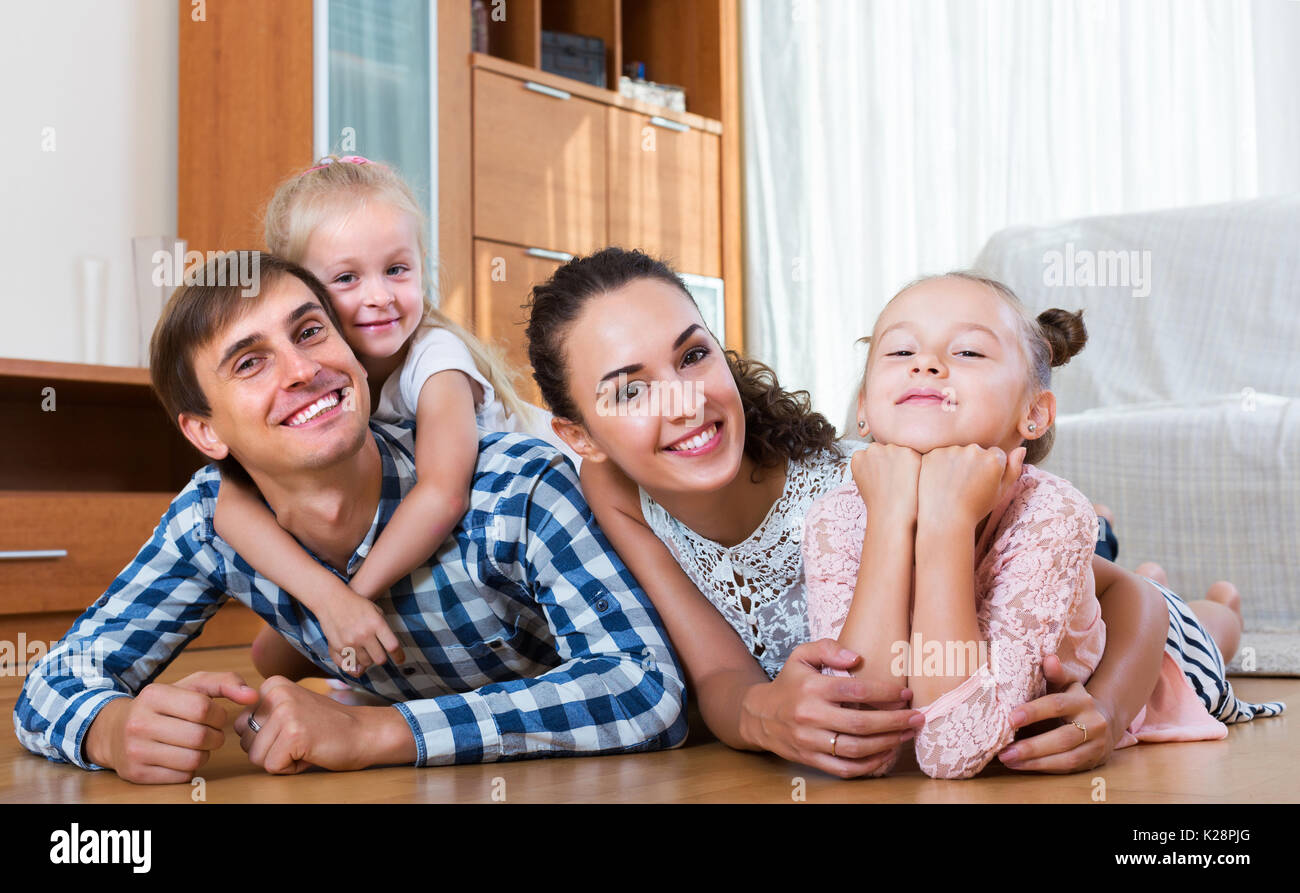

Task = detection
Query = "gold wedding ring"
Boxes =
[1070,720,1087,742]
[830,732,839,758]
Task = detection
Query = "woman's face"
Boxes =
[557,278,747,495]
[860,277,1045,454]
[299,199,425,363]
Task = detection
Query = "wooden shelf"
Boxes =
[480,0,724,122]
[471,53,722,133]
[0,357,150,389]
[0,358,203,492]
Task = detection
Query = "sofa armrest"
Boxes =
[1040,394,1300,631]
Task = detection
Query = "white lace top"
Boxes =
[638,443,855,679]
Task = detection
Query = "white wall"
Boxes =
[1,0,177,367]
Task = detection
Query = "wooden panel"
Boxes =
[437,0,474,329]
[178,0,314,255]
[607,108,721,277]
[0,602,265,673]
[622,0,723,120]
[541,0,621,89]
[0,492,177,615]
[486,0,541,67]
[473,240,566,406]
[718,0,745,352]
[473,69,608,255]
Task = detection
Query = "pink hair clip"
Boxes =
[301,155,373,175]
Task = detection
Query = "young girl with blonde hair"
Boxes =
[803,271,1284,779]
[215,155,575,679]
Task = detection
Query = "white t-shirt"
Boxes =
[372,325,582,469]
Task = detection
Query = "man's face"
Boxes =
[184,275,371,480]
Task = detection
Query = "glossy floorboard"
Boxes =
[3,645,1295,804]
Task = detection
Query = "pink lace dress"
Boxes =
[803,464,1232,780]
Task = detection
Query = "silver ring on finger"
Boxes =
[247,715,262,734]
[830,732,839,758]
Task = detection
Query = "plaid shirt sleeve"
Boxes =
[392,450,690,765]
[12,476,231,769]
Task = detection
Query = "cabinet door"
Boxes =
[473,239,569,407]
[473,70,607,255]
[607,107,722,278]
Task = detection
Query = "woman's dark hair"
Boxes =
[524,246,838,471]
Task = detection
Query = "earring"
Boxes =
[858,420,866,431]
[1028,423,1037,432]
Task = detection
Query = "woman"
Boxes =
[525,247,1169,779]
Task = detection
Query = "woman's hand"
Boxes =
[996,654,1115,773]
[315,585,406,676]
[739,639,925,779]
[851,443,923,526]
[917,444,1025,529]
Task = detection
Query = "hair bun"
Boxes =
[1037,308,1086,367]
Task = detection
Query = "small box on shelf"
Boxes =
[541,31,607,88]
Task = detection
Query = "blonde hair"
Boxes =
[856,271,1086,464]
[263,155,534,425]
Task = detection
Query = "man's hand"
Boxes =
[84,671,260,784]
[997,654,1115,773]
[234,676,417,773]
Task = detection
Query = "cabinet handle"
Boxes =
[0,549,68,560]
[524,81,572,101]
[650,116,690,133]
[526,248,575,262]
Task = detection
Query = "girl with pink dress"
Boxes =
[802,272,1283,779]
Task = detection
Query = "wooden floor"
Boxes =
[2,646,1296,804]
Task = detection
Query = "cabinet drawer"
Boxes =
[607,107,721,278]
[473,69,608,255]
[473,239,569,407]
[0,491,176,615]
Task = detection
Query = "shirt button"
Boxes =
[595,598,610,612]
[402,666,416,676]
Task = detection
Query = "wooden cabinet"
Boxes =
[473,70,609,256]
[0,492,178,615]
[442,0,744,389]
[472,240,569,407]
[0,359,265,658]
[607,107,722,278]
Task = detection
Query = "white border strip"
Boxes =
[428,4,439,267]
[312,0,330,159]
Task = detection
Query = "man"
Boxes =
[14,253,686,783]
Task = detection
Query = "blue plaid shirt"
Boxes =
[14,423,687,768]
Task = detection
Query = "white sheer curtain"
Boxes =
[327,0,434,221]
[742,0,1300,423]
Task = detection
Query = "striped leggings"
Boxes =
[1149,578,1286,723]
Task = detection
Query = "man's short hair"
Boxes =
[148,251,343,480]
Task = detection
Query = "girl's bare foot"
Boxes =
[1135,561,1168,586]
[1190,581,1244,665]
